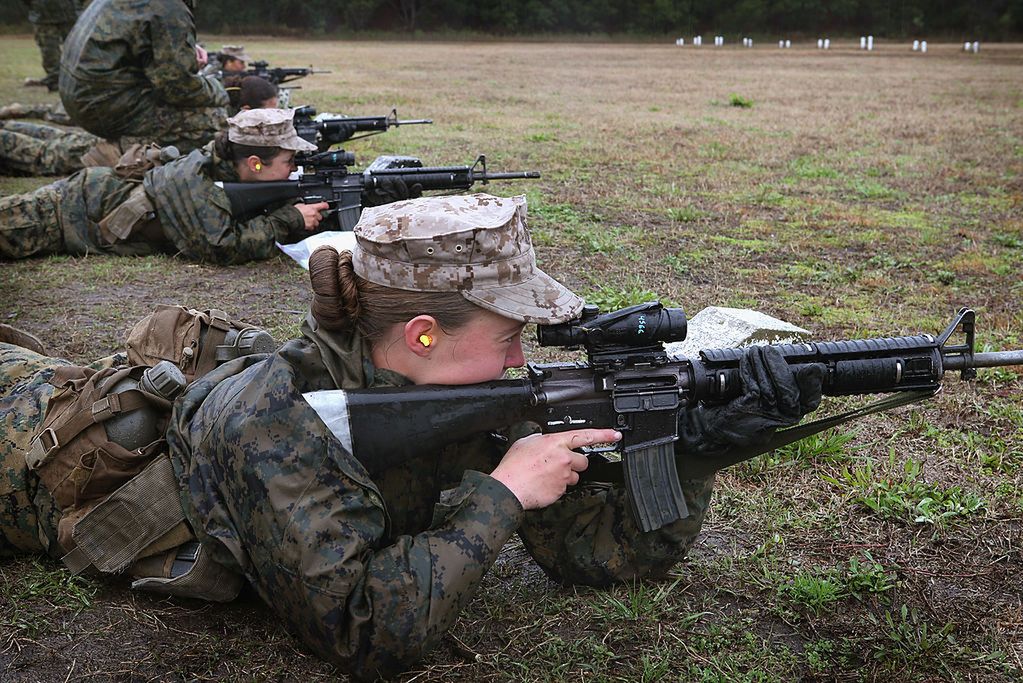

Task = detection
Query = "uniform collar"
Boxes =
[300,313,410,389]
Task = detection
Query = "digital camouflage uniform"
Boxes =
[0,120,97,175]
[22,0,81,90]
[59,0,229,153]
[162,195,716,679]
[0,343,124,558]
[166,316,715,681]
[0,101,74,125]
[0,143,304,263]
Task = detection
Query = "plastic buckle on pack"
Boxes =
[91,393,121,421]
[26,428,60,470]
[207,310,231,331]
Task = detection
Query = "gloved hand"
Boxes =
[362,176,424,207]
[678,345,825,455]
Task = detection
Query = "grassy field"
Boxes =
[1,35,1022,682]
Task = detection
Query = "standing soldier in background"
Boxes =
[58,0,229,154]
[20,0,82,91]
[0,77,280,177]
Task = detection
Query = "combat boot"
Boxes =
[23,77,48,88]
[0,324,48,355]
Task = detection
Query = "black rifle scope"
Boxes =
[298,149,356,168]
[537,302,688,351]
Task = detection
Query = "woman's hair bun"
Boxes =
[309,247,360,330]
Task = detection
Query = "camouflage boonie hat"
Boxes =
[220,45,251,63]
[227,108,317,153]
[352,194,583,324]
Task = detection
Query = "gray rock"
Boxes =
[666,306,809,357]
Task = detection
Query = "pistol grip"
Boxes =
[623,442,689,532]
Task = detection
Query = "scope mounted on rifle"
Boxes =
[297,149,356,169]
[538,302,688,367]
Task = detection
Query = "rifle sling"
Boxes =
[580,389,938,484]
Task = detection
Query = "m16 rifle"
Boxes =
[236,60,331,86]
[301,303,1023,533]
[215,61,331,107]
[218,152,540,231]
[293,106,433,150]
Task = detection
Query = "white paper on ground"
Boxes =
[276,231,358,269]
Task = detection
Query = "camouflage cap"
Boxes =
[220,45,251,62]
[227,108,317,153]
[352,194,583,325]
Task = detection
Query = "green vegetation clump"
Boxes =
[729,93,754,109]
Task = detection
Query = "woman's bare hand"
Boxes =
[490,429,621,510]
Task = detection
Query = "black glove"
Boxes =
[678,345,824,455]
[362,177,424,207]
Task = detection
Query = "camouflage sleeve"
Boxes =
[255,463,525,680]
[168,359,526,680]
[156,183,305,265]
[142,4,228,108]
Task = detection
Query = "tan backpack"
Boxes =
[24,306,276,602]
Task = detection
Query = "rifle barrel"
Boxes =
[395,118,433,125]
[479,171,542,180]
[944,350,1023,371]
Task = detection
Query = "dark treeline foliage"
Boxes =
[203,0,1023,37]
[0,0,1020,37]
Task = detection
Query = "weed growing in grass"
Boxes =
[768,552,897,617]
[700,141,729,160]
[594,578,685,622]
[775,429,857,464]
[864,605,996,677]
[639,652,673,682]
[804,638,853,674]
[992,232,1023,249]
[929,268,956,285]
[0,560,97,639]
[583,279,666,310]
[790,156,839,180]
[777,572,844,614]
[667,206,705,223]
[728,93,753,108]
[847,177,903,200]
[843,553,898,598]
[825,456,986,527]
[680,617,802,682]
[738,429,857,475]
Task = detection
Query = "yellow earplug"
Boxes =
[254,162,262,171]
[419,334,433,347]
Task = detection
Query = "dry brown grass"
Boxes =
[1,36,1022,682]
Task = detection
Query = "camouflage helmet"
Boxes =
[219,45,251,63]
[352,194,583,325]
[226,108,317,153]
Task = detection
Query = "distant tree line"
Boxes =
[1,0,1020,38]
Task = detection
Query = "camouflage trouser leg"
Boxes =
[0,122,97,176]
[32,22,75,91]
[0,343,68,557]
[119,106,227,154]
[0,182,64,259]
[0,102,64,122]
